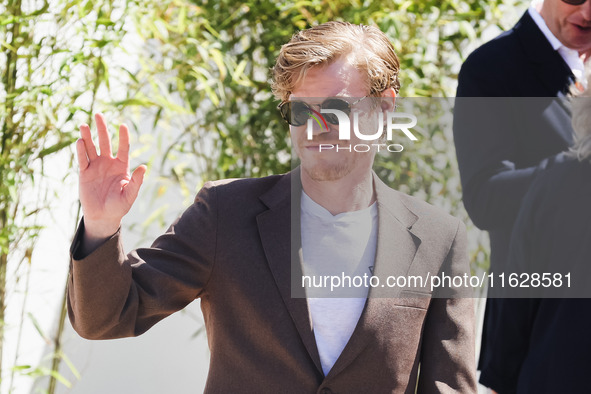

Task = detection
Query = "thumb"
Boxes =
[124,164,147,204]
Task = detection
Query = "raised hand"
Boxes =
[76,114,146,250]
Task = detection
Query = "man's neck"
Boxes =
[300,168,375,216]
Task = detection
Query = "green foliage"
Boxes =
[124,0,527,180]
[0,0,150,392]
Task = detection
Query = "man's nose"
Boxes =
[308,116,334,137]
[581,2,591,20]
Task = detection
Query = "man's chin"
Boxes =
[302,162,351,182]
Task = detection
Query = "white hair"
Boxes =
[567,63,591,162]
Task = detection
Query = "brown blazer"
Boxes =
[68,170,476,393]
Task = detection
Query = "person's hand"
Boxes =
[76,113,146,251]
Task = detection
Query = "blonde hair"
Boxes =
[271,21,400,102]
[568,63,591,162]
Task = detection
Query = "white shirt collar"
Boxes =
[528,2,563,50]
[528,1,585,81]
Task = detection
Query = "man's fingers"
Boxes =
[117,124,130,164]
[124,164,147,204]
[76,139,90,171]
[79,123,98,160]
[95,113,113,157]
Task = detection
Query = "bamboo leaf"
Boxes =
[141,204,170,228]
[210,48,227,80]
[112,98,156,107]
[37,137,77,159]
[0,39,17,52]
[28,313,51,344]
[56,350,81,380]
[232,60,247,82]
[36,367,72,388]
[11,365,32,371]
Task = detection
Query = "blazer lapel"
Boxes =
[325,173,421,379]
[257,170,422,379]
[256,169,323,374]
[513,12,575,147]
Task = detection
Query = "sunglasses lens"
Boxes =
[322,99,351,124]
[279,98,360,126]
[322,113,338,124]
[290,102,311,126]
[279,101,310,126]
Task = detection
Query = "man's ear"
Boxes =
[380,88,396,112]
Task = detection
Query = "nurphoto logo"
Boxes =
[305,101,418,153]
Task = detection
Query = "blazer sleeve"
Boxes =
[417,220,478,393]
[67,182,218,340]
[453,56,537,231]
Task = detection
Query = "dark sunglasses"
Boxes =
[278,96,367,126]
[561,0,588,5]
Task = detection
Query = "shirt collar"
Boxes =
[528,1,563,51]
[528,1,585,81]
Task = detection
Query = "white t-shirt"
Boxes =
[300,191,378,376]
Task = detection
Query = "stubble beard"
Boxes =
[303,160,352,181]
[301,146,365,181]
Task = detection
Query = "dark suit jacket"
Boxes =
[68,170,477,393]
[454,10,574,266]
[452,10,575,383]
[485,153,591,393]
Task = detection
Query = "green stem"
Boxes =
[0,0,23,386]
[7,246,31,393]
[0,210,7,387]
